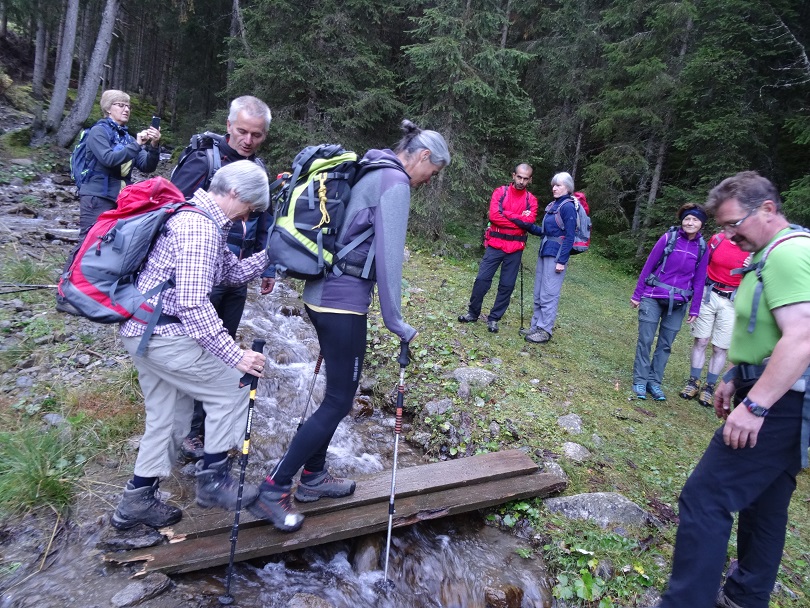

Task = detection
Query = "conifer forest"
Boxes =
[3,0,809,259]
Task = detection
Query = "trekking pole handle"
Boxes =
[397,340,410,368]
[239,339,267,388]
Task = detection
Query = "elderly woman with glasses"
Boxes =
[76,89,161,238]
[630,203,710,401]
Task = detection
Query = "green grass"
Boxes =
[361,238,810,606]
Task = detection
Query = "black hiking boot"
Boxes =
[487,319,499,333]
[249,483,305,532]
[195,457,259,511]
[181,435,205,461]
[111,480,182,530]
[294,469,356,503]
[458,312,477,323]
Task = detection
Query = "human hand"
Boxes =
[555,263,565,273]
[522,209,532,217]
[723,403,764,449]
[630,299,640,309]
[135,130,149,145]
[714,380,734,420]
[686,314,698,324]
[261,277,276,295]
[236,349,266,378]
[145,126,161,147]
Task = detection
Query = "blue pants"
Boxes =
[188,283,248,439]
[633,297,687,386]
[661,390,803,608]
[466,247,523,321]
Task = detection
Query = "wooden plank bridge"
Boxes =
[105,449,567,575]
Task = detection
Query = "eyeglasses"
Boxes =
[719,205,761,233]
[112,102,131,109]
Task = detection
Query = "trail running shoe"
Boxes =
[249,486,304,532]
[679,377,701,400]
[698,383,715,408]
[458,312,477,323]
[295,469,356,503]
[647,384,667,401]
[633,383,647,400]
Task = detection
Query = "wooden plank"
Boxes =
[165,449,538,540]
[106,469,566,575]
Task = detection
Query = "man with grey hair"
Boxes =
[111,160,273,530]
[657,171,810,608]
[171,95,276,461]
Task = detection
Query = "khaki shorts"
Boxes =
[691,289,735,349]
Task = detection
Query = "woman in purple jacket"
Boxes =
[630,204,709,400]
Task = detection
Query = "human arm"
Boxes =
[86,124,141,171]
[688,238,710,317]
[631,234,668,303]
[722,301,810,449]
[554,200,578,266]
[133,129,161,174]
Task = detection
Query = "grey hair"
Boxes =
[706,171,782,215]
[100,89,130,114]
[551,172,574,194]
[394,119,451,167]
[228,96,272,131]
[208,160,269,212]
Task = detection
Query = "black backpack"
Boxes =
[170,132,226,191]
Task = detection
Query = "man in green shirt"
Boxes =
[657,171,810,608]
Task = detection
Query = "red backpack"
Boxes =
[57,177,214,354]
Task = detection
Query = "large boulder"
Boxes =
[544,492,652,528]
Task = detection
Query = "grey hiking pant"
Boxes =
[632,297,687,387]
[122,335,249,478]
[530,255,567,335]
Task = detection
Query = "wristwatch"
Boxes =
[742,396,769,417]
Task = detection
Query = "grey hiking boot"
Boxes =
[458,312,477,323]
[111,480,182,530]
[249,484,305,532]
[518,327,535,337]
[716,588,744,608]
[294,469,356,503]
[195,457,259,511]
[525,329,551,343]
[487,319,499,333]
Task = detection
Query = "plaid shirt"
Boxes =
[120,190,270,367]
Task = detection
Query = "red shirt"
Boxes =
[707,233,749,289]
[484,184,538,254]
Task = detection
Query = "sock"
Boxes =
[690,367,702,379]
[261,476,292,492]
[132,475,157,489]
[202,451,227,469]
[706,373,719,386]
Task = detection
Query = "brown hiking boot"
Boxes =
[698,383,715,408]
[679,377,700,400]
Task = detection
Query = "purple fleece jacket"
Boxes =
[632,228,709,317]
[302,148,417,343]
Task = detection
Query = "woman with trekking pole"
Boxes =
[249,120,451,532]
[630,204,709,401]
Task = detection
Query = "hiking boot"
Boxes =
[487,320,499,333]
[458,312,477,323]
[55,298,80,316]
[525,329,551,343]
[111,480,182,530]
[633,383,647,400]
[181,435,205,461]
[518,327,534,337]
[647,384,666,401]
[679,377,700,400]
[195,457,259,511]
[716,588,745,608]
[295,469,356,503]
[249,485,305,532]
[698,383,715,408]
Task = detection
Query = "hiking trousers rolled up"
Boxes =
[122,335,249,479]
[659,390,803,608]
[78,194,116,240]
[633,297,687,386]
[466,247,523,321]
[530,255,566,335]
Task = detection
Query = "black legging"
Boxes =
[270,307,367,486]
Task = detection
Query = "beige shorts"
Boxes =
[691,289,735,349]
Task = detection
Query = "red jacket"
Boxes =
[484,184,538,254]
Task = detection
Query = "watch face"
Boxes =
[746,402,768,417]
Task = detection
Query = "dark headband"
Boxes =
[680,207,708,225]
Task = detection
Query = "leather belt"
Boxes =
[712,286,733,299]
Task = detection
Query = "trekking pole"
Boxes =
[219,338,266,606]
[519,261,524,333]
[377,340,411,592]
[297,353,323,431]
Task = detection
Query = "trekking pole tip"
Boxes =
[218,593,234,605]
[374,578,395,593]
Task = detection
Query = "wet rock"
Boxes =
[484,583,523,608]
[424,397,452,416]
[409,431,432,450]
[452,366,497,388]
[352,536,381,573]
[97,525,166,551]
[562,442,590,462]
[110,572,172,607]
[543,492,652,528]
[557,413,583,434]
[288,593,335,608]
[352,395,373,418]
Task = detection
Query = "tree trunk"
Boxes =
[53,0,67,83]
[30,11,47,141]
[227,0,239,76]
[77,3,93,88]
[499,0,511,49]
[0,1,7,39]
[572,120,583,181]
[46,0,79,134]
[56,0,120,148]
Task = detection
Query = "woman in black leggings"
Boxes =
[250,120,451,532]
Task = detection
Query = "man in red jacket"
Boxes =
[458,164,538,333]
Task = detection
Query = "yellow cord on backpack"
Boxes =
[312,172,330,230]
